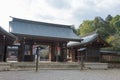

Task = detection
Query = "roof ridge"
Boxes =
[81,30,98,38]
[10,16,72,28]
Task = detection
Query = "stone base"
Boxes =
[0,62,108,71]
[0,63,10,71]
[85,63,108,69]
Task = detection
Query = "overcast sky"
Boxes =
[0,0,120,31]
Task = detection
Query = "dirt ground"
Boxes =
[0,69,120,80]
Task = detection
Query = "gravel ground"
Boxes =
[0,69,120,80]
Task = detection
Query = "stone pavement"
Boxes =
[0,69,120,80]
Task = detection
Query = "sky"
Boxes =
[0,0,120,31]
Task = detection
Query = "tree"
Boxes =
[71,26,78,35]
[107,35,120,51]
[109,15,120,35]
[105,14,113,22]
[76,14,120,51]
[113,21,120,35]
[94,17,101,28]
[93,17,111,39]
[76,28,80,35]
[79,20,95,36]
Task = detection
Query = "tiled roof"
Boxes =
[0,26,16,40]
[9,17,81,41]
[67,32,109,47]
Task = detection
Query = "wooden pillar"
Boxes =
[56,42,67,62]
[80,52,84,70]
[3,35,7,62]
[3,45,7,62]
[18,43,24,61]
[63,49,67,62]
[70,48,75,62]
[30,44,34,61]
[0,43,4,61]
[49,44,55,61]
[85,51,87,62]
[18,45,21,61]
[30,44,33,55]
[18,39,25,62]
[69,48,72,61]
[21,44,24,61]
[99,52,102,62]
[55,42,67,62]
[49,45,52,61]
[98,48,102,62]
[55,46,57,61]
[49,46,51,61]
[56,42,60,62]
[62,42,67,62]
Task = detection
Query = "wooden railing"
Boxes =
[101,55,120,63]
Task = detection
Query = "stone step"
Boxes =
[0,62,10,71]
[10,62,81,70]
[0,62,108,71]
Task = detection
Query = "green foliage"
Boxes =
[79,20,95,36]
[76,28,80,35]
[94,17,100,28]
[105,14,113,22]
[113,21,120,35]
[76,14,120,51]
[110,15,120,35]
[110,15,120,23]
[94,17,110,39]
[71,26,78,35]
[107,35,120,50]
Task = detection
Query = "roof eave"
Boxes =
[0,27,16,40]
[11,33,82,42]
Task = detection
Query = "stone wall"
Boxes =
[108,63,120,68]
